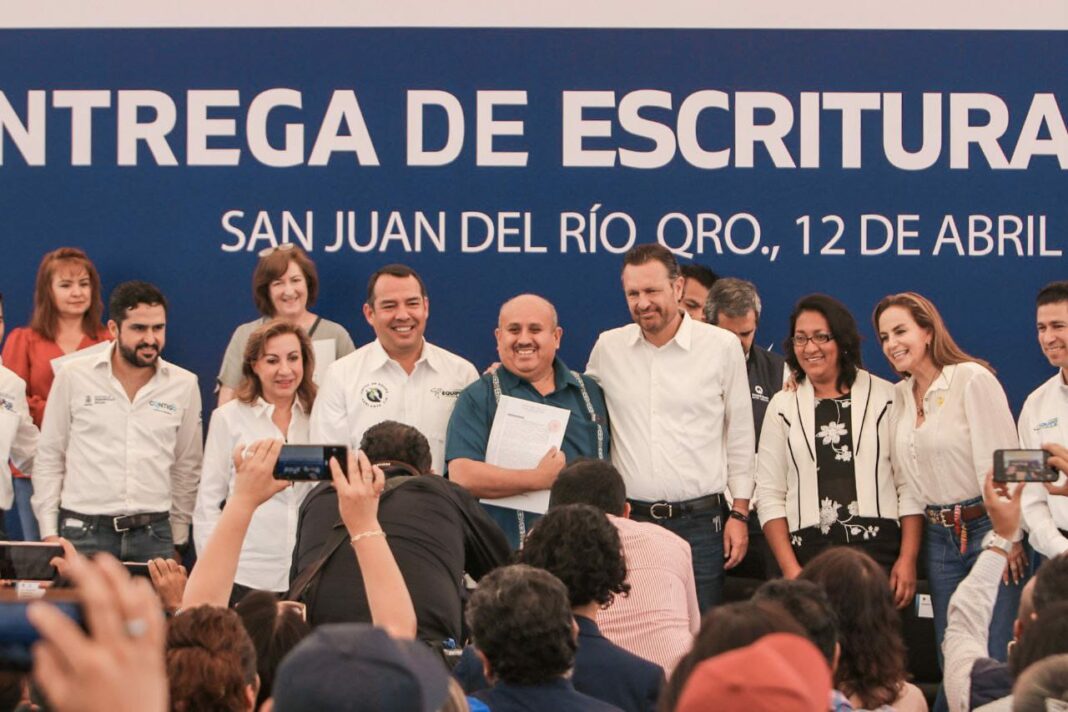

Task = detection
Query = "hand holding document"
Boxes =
[482,396,570,514]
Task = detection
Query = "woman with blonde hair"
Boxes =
[874,292,1024,669]
[2,247,110,539]
[194,318,318,604]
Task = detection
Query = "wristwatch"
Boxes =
[981,531,1013,556]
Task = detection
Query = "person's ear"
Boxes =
[622,502,632,519]
[476,647,495,683]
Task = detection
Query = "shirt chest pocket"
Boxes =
[129,403,184,457]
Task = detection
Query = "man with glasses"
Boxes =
[586,244,755,611]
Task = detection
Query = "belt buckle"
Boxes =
[929,509,952,528]
[649,502,673,520]
[113,515,131,533]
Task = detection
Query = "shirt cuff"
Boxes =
[171,521,190,547]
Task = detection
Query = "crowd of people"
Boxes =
[0,242,1066,711]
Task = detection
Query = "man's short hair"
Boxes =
[166,605,257,711]
[1011,653,1068,712]
[753,579,839,666]
[680,264,718,290]
[1032,555,1068,616]
[1011,601,1068,679]
[705,277,763,324]
[365,264,427,306]
[466,564,576,686]
[359,420,433,474]
[622,244,680,281]
[549,459,627,516]
[1037,281,1068,308]
[108,280,168,324]
[519,504,630,608]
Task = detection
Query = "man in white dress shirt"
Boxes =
[586,244,755,611]
[0,291,41,537]
[311,264,478,473]
[1020,281,1068,559]
[34,281,202,561]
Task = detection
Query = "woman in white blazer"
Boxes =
[756,294,924,609]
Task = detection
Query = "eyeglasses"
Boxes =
[277,600,307,622]
[258,243,297,258]
[791,333,835,346]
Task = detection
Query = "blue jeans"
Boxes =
[58,511,175,562]
[631,507,725,613]
[13,478,39,541]
[926,509,1025,667]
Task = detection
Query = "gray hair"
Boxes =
[1012,653,1068,712]
[704,277,762,324]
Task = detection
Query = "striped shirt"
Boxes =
[596,514,700,676]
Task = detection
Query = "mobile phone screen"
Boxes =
[273,444,348,481]
[0,543,63,581]
[993,449,1058,483]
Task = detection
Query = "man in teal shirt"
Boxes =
[445,294,610,548]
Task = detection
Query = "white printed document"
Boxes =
[481,395,570,514]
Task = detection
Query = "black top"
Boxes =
[792,395,900,569]
[747,345,786,447]
[291,475,510,643]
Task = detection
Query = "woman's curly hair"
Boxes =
[520,504,630,608]
[800,547,909,709]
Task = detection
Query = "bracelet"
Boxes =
[350,529,386,544]
[728,509,750,524]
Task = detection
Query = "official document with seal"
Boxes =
[481,395,570,514]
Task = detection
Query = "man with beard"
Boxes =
[586,244,755,611]
[311,264,478,475]
[34,281,202,561]
[446,294,610,549]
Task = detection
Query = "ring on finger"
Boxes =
[125,618,149,638]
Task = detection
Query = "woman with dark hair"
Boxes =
[756,294,923,607]
[801,547,927,711]
[658,600,804,712]
[874,292,1022,664]
[2,247,110,540]
[234,590,311,710]
[194,319,318,604]
[216,244,354,405]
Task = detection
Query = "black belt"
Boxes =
[628,493,725,521]
[61,509,169,533]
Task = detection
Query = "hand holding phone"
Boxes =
[0,542,65,583]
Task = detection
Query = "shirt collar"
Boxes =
[94,341,170,378]
[249,396,306,417]
[499,357,577,393]
[625,310,691,350]
[368,339,435,372]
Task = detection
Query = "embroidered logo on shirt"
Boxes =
[361,383,388,407]
[430,388,462,399]
[83,394,116,406]
[751,385,769,403]
[149,399,178,415]
[0,397,13,413]
[1034,417,1059,431]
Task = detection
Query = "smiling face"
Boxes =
[253,332,303,405]
[363,274,428,360]
[51,266,92,319]
[622,260,684,343]
[793,310,840,386]
[1037,301,1068,374]
[877,305,933,375]
[496,295,561,384]
[111,303,167,369]
[268,260,309,321]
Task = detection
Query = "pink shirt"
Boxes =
[596,514,700,676]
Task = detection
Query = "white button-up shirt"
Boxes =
[889,362,1018,506]
[194,397,313,591]
[1018,370,1068,558]
[310,339,478,474]
[586,313,755,502]
[33,344,203,543]
[0,366,39,509]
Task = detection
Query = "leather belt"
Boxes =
[61,509,169,533]
[925,504,986,527]
[629,493,725,521]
